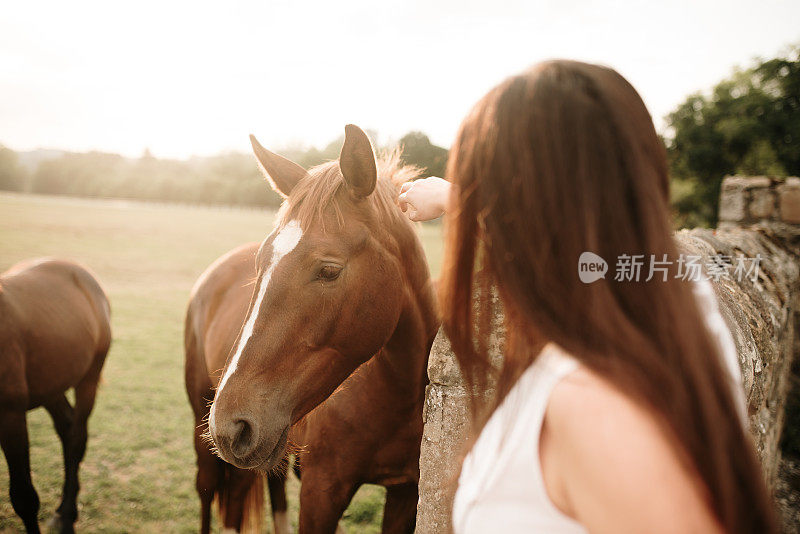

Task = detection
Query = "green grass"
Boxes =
[0,192,443,533]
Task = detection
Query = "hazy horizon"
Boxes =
[2,0,799,159]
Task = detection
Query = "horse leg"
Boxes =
[267,467,290,534]
[380,483,417,534]
[54,376,99,533]
[43,395,75,532]
[0,409,41,533]
[194,419,220,534]
[297,469,358,534]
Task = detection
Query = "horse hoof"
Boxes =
[45,513,74,534]
[45,513,63,533]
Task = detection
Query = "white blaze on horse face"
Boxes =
[216,220,303,395]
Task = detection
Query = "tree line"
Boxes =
[0,132,447,210]
[1,45,797,225]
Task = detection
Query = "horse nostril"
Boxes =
[231,418,255,459]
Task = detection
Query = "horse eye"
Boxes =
[317,264,342,281]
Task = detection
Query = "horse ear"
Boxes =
[250,134,307,198]
[339,124,377,198]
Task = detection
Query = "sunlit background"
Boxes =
[2,0,799,158]
[1,2,800,532]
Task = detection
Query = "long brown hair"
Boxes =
[440,60,776,533]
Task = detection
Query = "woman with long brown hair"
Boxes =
[399,60,776,533]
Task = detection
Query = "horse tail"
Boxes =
[240,472,264,534]
[215,465,264,534]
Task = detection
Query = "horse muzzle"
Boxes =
[209,403,290,470]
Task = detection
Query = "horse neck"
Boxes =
[371,215,438,399]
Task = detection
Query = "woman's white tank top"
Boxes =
[451,279,746,533]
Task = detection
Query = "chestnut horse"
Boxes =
[185,245,290,534]
[0,259,111,534]
[187,124,438,533]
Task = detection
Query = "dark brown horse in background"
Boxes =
[0,259,111,534]
[186,124,438,533]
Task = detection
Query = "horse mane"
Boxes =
[276,149,423,232]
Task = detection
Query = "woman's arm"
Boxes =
[540,368,724,534]
[398,177,451,222]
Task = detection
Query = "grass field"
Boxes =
[0,192,444,533]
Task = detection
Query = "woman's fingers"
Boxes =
[398,182,414,211]
[397,177,450,221]
[398,191,410,212]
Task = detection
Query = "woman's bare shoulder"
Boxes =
[542,365,723,533]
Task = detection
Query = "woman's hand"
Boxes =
[398,177,451,222]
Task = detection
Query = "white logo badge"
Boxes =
[578,252,608,283]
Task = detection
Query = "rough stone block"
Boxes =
[743,177,773,189]
[416,382,470,534]
[427,329,463,386]
[780,178,800,224]
[750,188,775,219]
[719,177,747,222]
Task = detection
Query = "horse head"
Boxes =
[209,125,426,470]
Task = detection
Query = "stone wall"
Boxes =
[719,176,800,225]
[415,176,800,533]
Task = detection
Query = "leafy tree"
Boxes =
[398,132,448,177]
[665,45,800,227]
[0,145,27,192]
[32,152,124,197]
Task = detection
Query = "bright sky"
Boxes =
[1,0,798,159]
